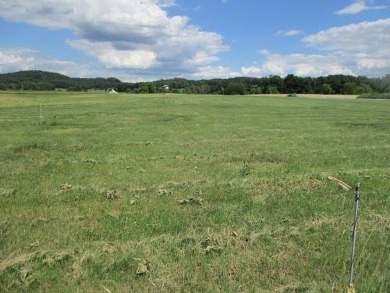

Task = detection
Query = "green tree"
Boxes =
[284,74,301,93]
[358,83,373,94]
[321,83,332,94]
[224,81,246,95]
[343,82,359,94]
[369,74,390,93]
[147,83,156,93]
[138,84,150,93]
[23,82,37,90]
[265,85,279,94]
[250,85,262,94]
[269,75,284,93]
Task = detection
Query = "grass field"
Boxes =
[0,91,389,292]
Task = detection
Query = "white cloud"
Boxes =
[335,0,386,15]
[258,49,271,55]
[275,30,304,37]
[0,50,26,67]
[0,47,155,81]
[243,18,390,78]
[303,18,390,52]
[0,48,85,75]
[193,66,239,79]
[0,1,74,28]
[303,18,390,75]
[67,40,157,69]
[241,66,265,77]
[0,0,228,76]
[184,51,219,66]
[241,53,354,77]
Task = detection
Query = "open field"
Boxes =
[0,92,389,292]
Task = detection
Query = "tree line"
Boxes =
[1,70,389,95]
[0,71,121,92]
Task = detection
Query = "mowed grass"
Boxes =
[0,91,389,292]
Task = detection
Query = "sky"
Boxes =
[0,0,389,82]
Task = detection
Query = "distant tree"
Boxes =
[138,84,150,93]
[250,85,262,94]
[321,83,332,94]
[369,74,390,93]
[36,82,55,91]
[302,77,315,94]
[358,83,373,94]
[147,83,156,93]
[207,79,225,94]
[269,75,284,93]
[224,80,246,95]
[285,74,315,94]
[23,81,36,90]
[284,74,301,93]
[265,85,279,94]
[325,75,343,94]
[194,81,211,94]
[343,82,359,95]
[67,84,87,92]
[8,83,21,90]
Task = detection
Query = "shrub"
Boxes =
[357,93,390,99]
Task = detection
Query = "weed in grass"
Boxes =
[60,183,73,191]
[178,197,204,206]
[106,189,120,200]
[135,259,151,276]
[0,188,16,197]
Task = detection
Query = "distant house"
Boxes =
[107,88,118,94]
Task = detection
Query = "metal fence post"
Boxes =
[347,183,360,293]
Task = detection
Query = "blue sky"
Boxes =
[0,0,389,81]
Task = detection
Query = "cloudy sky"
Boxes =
[0,0,389,81]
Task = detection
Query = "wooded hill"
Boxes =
[0,71,121,92]
[1,70,389,95]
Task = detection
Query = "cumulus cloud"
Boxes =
[303,18,390,51]
[0,0,228,77]
[303,18,390,75]
[0,1,74,28]
[243,18,390,77]
[0,49,34,71]
[237,18,390,78]
[0,47,154,81]
[67,40,157,69]
[241,53,354,77]
[0,48,86,75]
[335,0,386,15]
[193,66,239,79]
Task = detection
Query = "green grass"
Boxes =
[1,91,389,292]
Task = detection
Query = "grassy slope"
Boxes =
[0,92,389,292]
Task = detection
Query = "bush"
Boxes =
[357,93,390,99]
